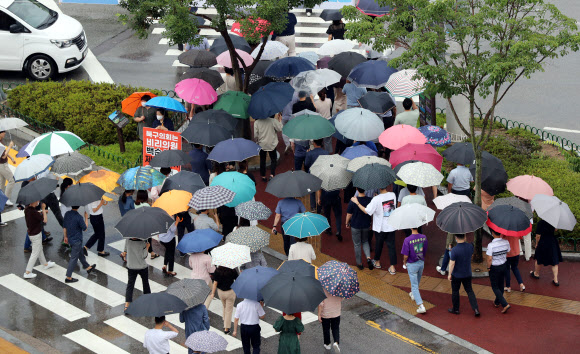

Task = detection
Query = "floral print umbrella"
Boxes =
[185,331,228,353]
[235,201,272,221]
[317,260,360,299]
[225,226,270,253]
[117,166,165,190]
[211,243,252,269]
[418,125,451,147]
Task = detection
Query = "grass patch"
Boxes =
[80,141,143,174]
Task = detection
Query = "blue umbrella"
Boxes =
[16,142,29,158]
[265,57,316,78]
[283,212,330,238]
[210,171,256,207]
[418,125,452,147]
[117,166,166,190]
[297,51,319,66]
[347,60,398,89]
[207,138,261,163]
[145,96,187,113]
[248,82,295,119]
[177,228,223,254]
[231,266,279,301]
[356,0,393,17]
[341,145,378,160]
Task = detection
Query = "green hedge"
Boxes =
[80,141,143,174]
[7,81,162,145]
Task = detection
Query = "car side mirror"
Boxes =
[9,23,25,34]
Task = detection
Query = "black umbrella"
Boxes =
[60,183,106,207]
[125,293,187,317]
[261,272,326,314]
[190,109,237,132]
[209,34,251,55]
[265,170,322,198]
[328,52,367,77]
[320,9,343,21]
[278,259,316,278]
[436,202,487,234]
[149,150,190,168]
[247,77,276,95]
[352,163,397,190]
[182,121,233,147]
[115,207,174,239]
[252,60,274,78]
[488,197,533,219]
[180,68,224,89]
[358,91,396,114]
[178,50,218,67]
[160,171,206,195]
[469,151,508,196]
[486,205,532,237]
[442,142,475,165]
[16,177,57,205]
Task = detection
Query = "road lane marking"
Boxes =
[543,127,580,134]
[366,320,439,354]
[64,329,130,354]
[208,298,277,338]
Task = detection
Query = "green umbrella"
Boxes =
[213,91,251,119]
[282,114,336,140]
[24,131,85,156]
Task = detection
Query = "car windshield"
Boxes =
[7,0,57,29]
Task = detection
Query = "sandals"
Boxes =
[119,254,126,262]
[150,253,160,260]
[166,272,177,277]
[529,271,540,279]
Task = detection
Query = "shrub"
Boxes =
[80,141,144,174]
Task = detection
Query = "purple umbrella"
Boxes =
[16,143,29,158]
[341,145,377,160]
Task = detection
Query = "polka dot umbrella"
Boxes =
[317,260,360,299]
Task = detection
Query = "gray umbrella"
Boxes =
[358,91,396,114]
[59,183,105,207]
[0,117,27,131]
[352,163,397,190]
[261,272,327,313]
[125,293,187,317]
[335,108,385,141]
[16,177,57,205]
[436,202,487,234]
[160,171,206,195]
[190,109,237,132]
[531,195,577,231]
[149,149,189,168]
[115,207,174,239]
[178,50,218,67]
[185,331,228,353]
[52,152,94,176]
[488,197,533,219]
[265,170,322,198]
[347,156,391,172]
[166,279,211,310]
[182,121,233,147]
[180,68,224,90]
[210,34,252,55]
[235,200,272,221]
[309,155,353,191]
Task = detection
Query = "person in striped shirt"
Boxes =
[486,230,511,313]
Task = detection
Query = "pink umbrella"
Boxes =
[175,78,218,105]
[379,124,427,150]
[216,49,254,68]
[506,175,553,201]
[390,143,443,171]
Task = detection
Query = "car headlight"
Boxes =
[50,39,73,48]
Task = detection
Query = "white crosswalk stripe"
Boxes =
[64,329,130,354]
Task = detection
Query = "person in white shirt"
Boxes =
[233,299,266,353]
[315,89,334,153]
[143,316,178,354]
[83,198,109,257]
[486,230,511,313]
[288,238,316,263]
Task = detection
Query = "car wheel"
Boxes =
[26,55,56,81]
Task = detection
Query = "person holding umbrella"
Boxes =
[151,108,175,131]
[133,95,157,140]
[23,200,55,279]
[272,11,297,57]
[160,216,180,277]
[342,80,366,109]
[393,98,419,127]
[272,197,306,256]
[327,19,346,40]
[83,198,110,258]
[63,205,96,283]
[118,190,135,216]
[530,219,563,286]
[124,237,152,312]
[346,187,374,270]
[189,144,212,185]
[254,113,282,182]
[318,288,343,352]
[0,130,16,206]
[143,316,178,354]
[446,163,474,197]
[189,249,216,309]
[180,301,210,354]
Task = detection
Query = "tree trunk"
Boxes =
[472,147,483,262]
[116,127,126,153]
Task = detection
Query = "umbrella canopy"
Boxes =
[283,212,330,238]
[278,260,316,278]
[216,48,254,68]
[282,114,335,140]
[328,52,367,77]
[318,260,360,299]
[290,69,341,94]
[51,152,94,176]
[0,117,27,131]
[317,56,332,69]
[309,154,353,191]
[531,195,577,231]
[397,161,444,188]
[469,151,508,196]
[390,143,443,171]
[352,163,397,190]
[152,190,192,216]
[379,125,427,150]
[487,205,532,237]
[320,9,343,21]
[213,91,251,118]
[161,171,205,195]
[441,142,475,165]
[506,175,553,201]
[207,138,261,163]
[335,108,384,141]
[16,143,30,158]
[78,170,120,196]
[115,207,174,239]
[177,228,223,254]
[356,0,392,17]
[210,171,256,207]
[250,60,274,78]
[211,243,252,269]
[117,166,165,190]
[436,202,487,234]
[166,279,211,310]
[488,197,533,219]
[16,177,58,205]
[185,331,228,353]
[60,182,106,207]
[175,78,218,105]
[189,186,236,210]
[121,92,157,116]
[125,293,187,317]
[297,51,319,66]
[251,40,288,60]
[358,91,396,114]
[265,57,316,78]
[149,149,189,168]
[248,82,295,119]
[261,272,326,313]
[178,49,217,67]
[347,156,391,172]
[419,125,451,147]
[180,68,224,90]
[191,109,237,131]
[317,39,356,56]
[387,204,435,230]
[348,60,398,89]
[385,69,426,98]
[182,121,233,147]
[145,96,187,113]
[209,34,251,55]
[13,155,54,182]
[341,145,378,160]
[226,226,270,252]
[266,170,322,198]
[433,193,472,210]
[25,131,85,156]
[231,266,279,301]
[235,200,272,221]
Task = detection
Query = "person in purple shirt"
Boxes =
[402,228,428,314]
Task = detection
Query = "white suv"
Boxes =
[0,0,87,80]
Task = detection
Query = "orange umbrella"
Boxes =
[122,92,158,117]
[152,190,192,216]
[79,170,120,193]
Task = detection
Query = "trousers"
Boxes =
[451,276,479,311]
[66,241,90,277]
[218,289,236,329]
[43,192,63,227]
[259,150,277,177]
[321,316,340,345]
[176,211,193,242]
[25,233,46,272]
[24,230,47,250]
[441,249,451,271]
[505,255,523,287]
[351,228,371,265]
[406,260,424,305]
[451,189,471,197]
[281,229,296,256]
[489,263,508,307]
[521,233,532,261]
[240,324,261,354]
[374,231,396,265]
[86,214,105,252]
[125,267,151,302]
[160,237,176,272]
[275,35,296,57]
[323,198,342,235]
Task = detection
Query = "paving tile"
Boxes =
[419,276,442,291]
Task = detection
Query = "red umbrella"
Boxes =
[390,143,443,171]
[122,91,157,117]
[230,18,272,38]
[506,175,553,201]
[379,124,427,150]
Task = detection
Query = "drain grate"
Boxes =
[359,308,390,322]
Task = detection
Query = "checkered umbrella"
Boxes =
[211,243,252,269]
[347,156,391,172]
[188,186,236,210]
[309,155,353,191]
[166,279,211,310]
[318,260,360,299]
[185,331,228,353]
[235,201,272,221]
[225,226,270,252]
[396,161,444,188]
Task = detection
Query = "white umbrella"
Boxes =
[0,117,28,131]
[347,156,391,172]
[397,161,444,188]
[387,204,435,230]
[317,39,356,56]
[335,108,384,141]
[433,193,472,210]
[290,69,342,94]
[531,194,577,231]
[251,41,288,60]
[13,154,54,182]
[211,243,251,269]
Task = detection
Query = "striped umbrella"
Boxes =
[318,260,360,299]
[188,186,235,210]
[283,212,330,238]
[385,69,426,98]
[225,226,270,252]
[185,331,228,353]
[166,279,211,310]
[309,154,353,191]
[211,243,252,269]
[24,131,85,156]
[235,201,272,221]
[51,152,94,176]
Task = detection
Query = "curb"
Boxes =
[0,328,45,354]
[261,247,492,354]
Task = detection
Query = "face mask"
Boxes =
[156,115,163,120]
[141,101,146,107]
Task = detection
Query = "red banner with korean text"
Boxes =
[143,127,182,171]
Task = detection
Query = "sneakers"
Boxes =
[65,278,79,283]
[436,266,446,275]
[23,272,37,279]
[323,344,331,350]
[367,258,374,270]
[371,259,381,269]
[417,304,427,314]
[44,261,55,270]
[357,264,364,270]
[409,292,415,301]
[501,304,511,314]
[0,222,7,227]
[42,236,53,244]
[333,343,340,352]
[5,200,13,207]
[336,233,343,242]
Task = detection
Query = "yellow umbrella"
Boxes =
[152,190,192,216]
[79,170,121,201]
